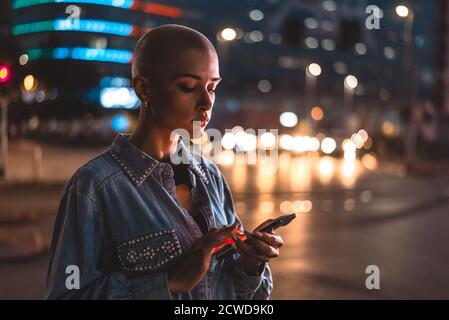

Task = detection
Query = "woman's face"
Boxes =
[146,48,221,138]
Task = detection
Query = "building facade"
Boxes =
[8,0,441,139]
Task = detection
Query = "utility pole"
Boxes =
[396,5,416,165]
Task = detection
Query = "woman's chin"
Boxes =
[190,123,204,139]
[191,127,204,140]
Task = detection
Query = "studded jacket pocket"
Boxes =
[116,229,182,272]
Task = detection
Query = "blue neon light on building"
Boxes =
[12,0,134,9]
[53,19,133,36]
[13,19,133,36]
[26,47,132,64]
[55,0,134,8]
[69,47,132,63]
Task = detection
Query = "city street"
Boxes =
[2,0,449,302]
[224,154,449,299]
[1,141,448,299]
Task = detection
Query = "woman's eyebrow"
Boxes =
[174,73,222,82]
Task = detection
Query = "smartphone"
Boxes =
[214,213,296,258]
[259,213,296,233]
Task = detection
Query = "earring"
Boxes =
[145,101,157,119]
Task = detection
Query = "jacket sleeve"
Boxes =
[45,183,174,300]
[218,171,273,300]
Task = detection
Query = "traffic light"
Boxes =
[0,65,11,83]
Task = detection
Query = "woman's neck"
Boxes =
[129,116,178,161]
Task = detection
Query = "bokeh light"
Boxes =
[344,75,358,89]
[311,106,324,121]
[279,112,298,128]
[396,5,410,17]
[321,137,336,154]
[220,28,237,41]
[307,63,322,76]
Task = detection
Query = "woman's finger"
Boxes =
[232,235,271,263]
[201,226,235,249]
[243,232,279,258]
[253,231,284,248]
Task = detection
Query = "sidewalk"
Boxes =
[405,160,449,176]
[1,139,99,261]
[379,158,449,177]
[0,182,61,261]
[3,139,106,183]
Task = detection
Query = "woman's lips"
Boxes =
[192,116,208,128]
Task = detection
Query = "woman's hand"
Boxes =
[232,219,285,276]
[167,226,235,294]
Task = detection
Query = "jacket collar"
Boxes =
[109,133,209,187]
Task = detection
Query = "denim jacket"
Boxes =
[45,134,273,300]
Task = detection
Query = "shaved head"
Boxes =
[132,24,217,81]
[130,24,220,140]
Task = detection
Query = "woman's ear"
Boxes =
[132,75,150,103]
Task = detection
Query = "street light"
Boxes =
[217,27,237,62]
[305,63,321,127]
[19,54,29,66]
[23,74,36,92]
[220,28,237,41]
[344,75,358,89]
[395,4,416,164]
[395,5,409,17]
[343,74,358,115]
[307,63,322,77]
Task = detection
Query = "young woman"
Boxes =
[46,24,284,300]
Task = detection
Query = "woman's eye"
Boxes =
[178,84,195,93]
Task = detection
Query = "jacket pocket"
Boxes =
[116,229,182,272]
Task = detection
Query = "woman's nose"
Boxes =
[197,88,213,111]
